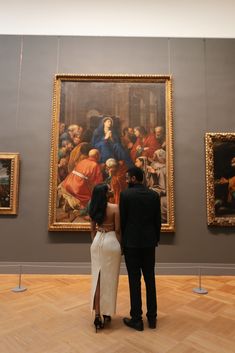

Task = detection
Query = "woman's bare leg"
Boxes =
[93,273,101,315]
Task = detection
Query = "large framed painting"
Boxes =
[206,133,235,226]
[0,153,20,215]
[49,75,175,232]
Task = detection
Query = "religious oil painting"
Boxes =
[206,133,235,226]
[0,153,20,215]
[49,75,175,232]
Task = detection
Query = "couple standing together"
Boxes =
[89,166,161,332]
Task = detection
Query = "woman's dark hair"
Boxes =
[89,183,108,225]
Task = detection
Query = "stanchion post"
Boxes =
[12,265,27,293]
[193,266,208,294]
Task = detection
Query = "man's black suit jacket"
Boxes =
[119,184,161,248]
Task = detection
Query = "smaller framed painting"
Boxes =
[0,153,20,215]
[205,133,235,226]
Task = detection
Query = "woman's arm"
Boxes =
[114,206,121,244]
[90,220,96,241]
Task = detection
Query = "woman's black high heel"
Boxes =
[94,314,103,333]
[103,315,112,325]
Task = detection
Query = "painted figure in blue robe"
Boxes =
[91,117,133,168]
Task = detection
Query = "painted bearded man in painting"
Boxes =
[57,149,103,221]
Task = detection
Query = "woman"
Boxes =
[89,183,121,332]
[91,116,133,168]
[135,156,148,187]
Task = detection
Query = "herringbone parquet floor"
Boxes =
[0,275,235,353]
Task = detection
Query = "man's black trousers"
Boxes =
[124,246,157,322]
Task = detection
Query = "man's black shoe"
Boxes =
[148,319,157,329]
[123,317,144,331]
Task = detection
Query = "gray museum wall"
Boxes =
[0,35,235,267]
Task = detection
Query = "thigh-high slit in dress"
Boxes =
[91,229,121,315]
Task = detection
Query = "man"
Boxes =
[154,126,166,150]
[119,166,161,331]
[60,149,103,210]
[105,158,127,204]
[67,142,91,173]
[130,126,160,162]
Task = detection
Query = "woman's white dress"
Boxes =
[91,230,121,315]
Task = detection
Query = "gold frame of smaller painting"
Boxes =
[205,132,235,226]
[0,153,20,215]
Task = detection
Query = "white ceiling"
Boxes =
[0,0,235,38]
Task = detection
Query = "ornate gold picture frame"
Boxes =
[0,153,20,215]
[206,133,235,226]
[49,75,174,232]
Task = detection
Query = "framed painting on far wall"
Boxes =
[206,133,235,226]
[49,74,175,232]
[0,153,20,215]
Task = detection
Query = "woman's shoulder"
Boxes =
[104,203,119,224]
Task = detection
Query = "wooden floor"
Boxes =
[0,275,235,353]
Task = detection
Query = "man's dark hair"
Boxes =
[127,166,144,182]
